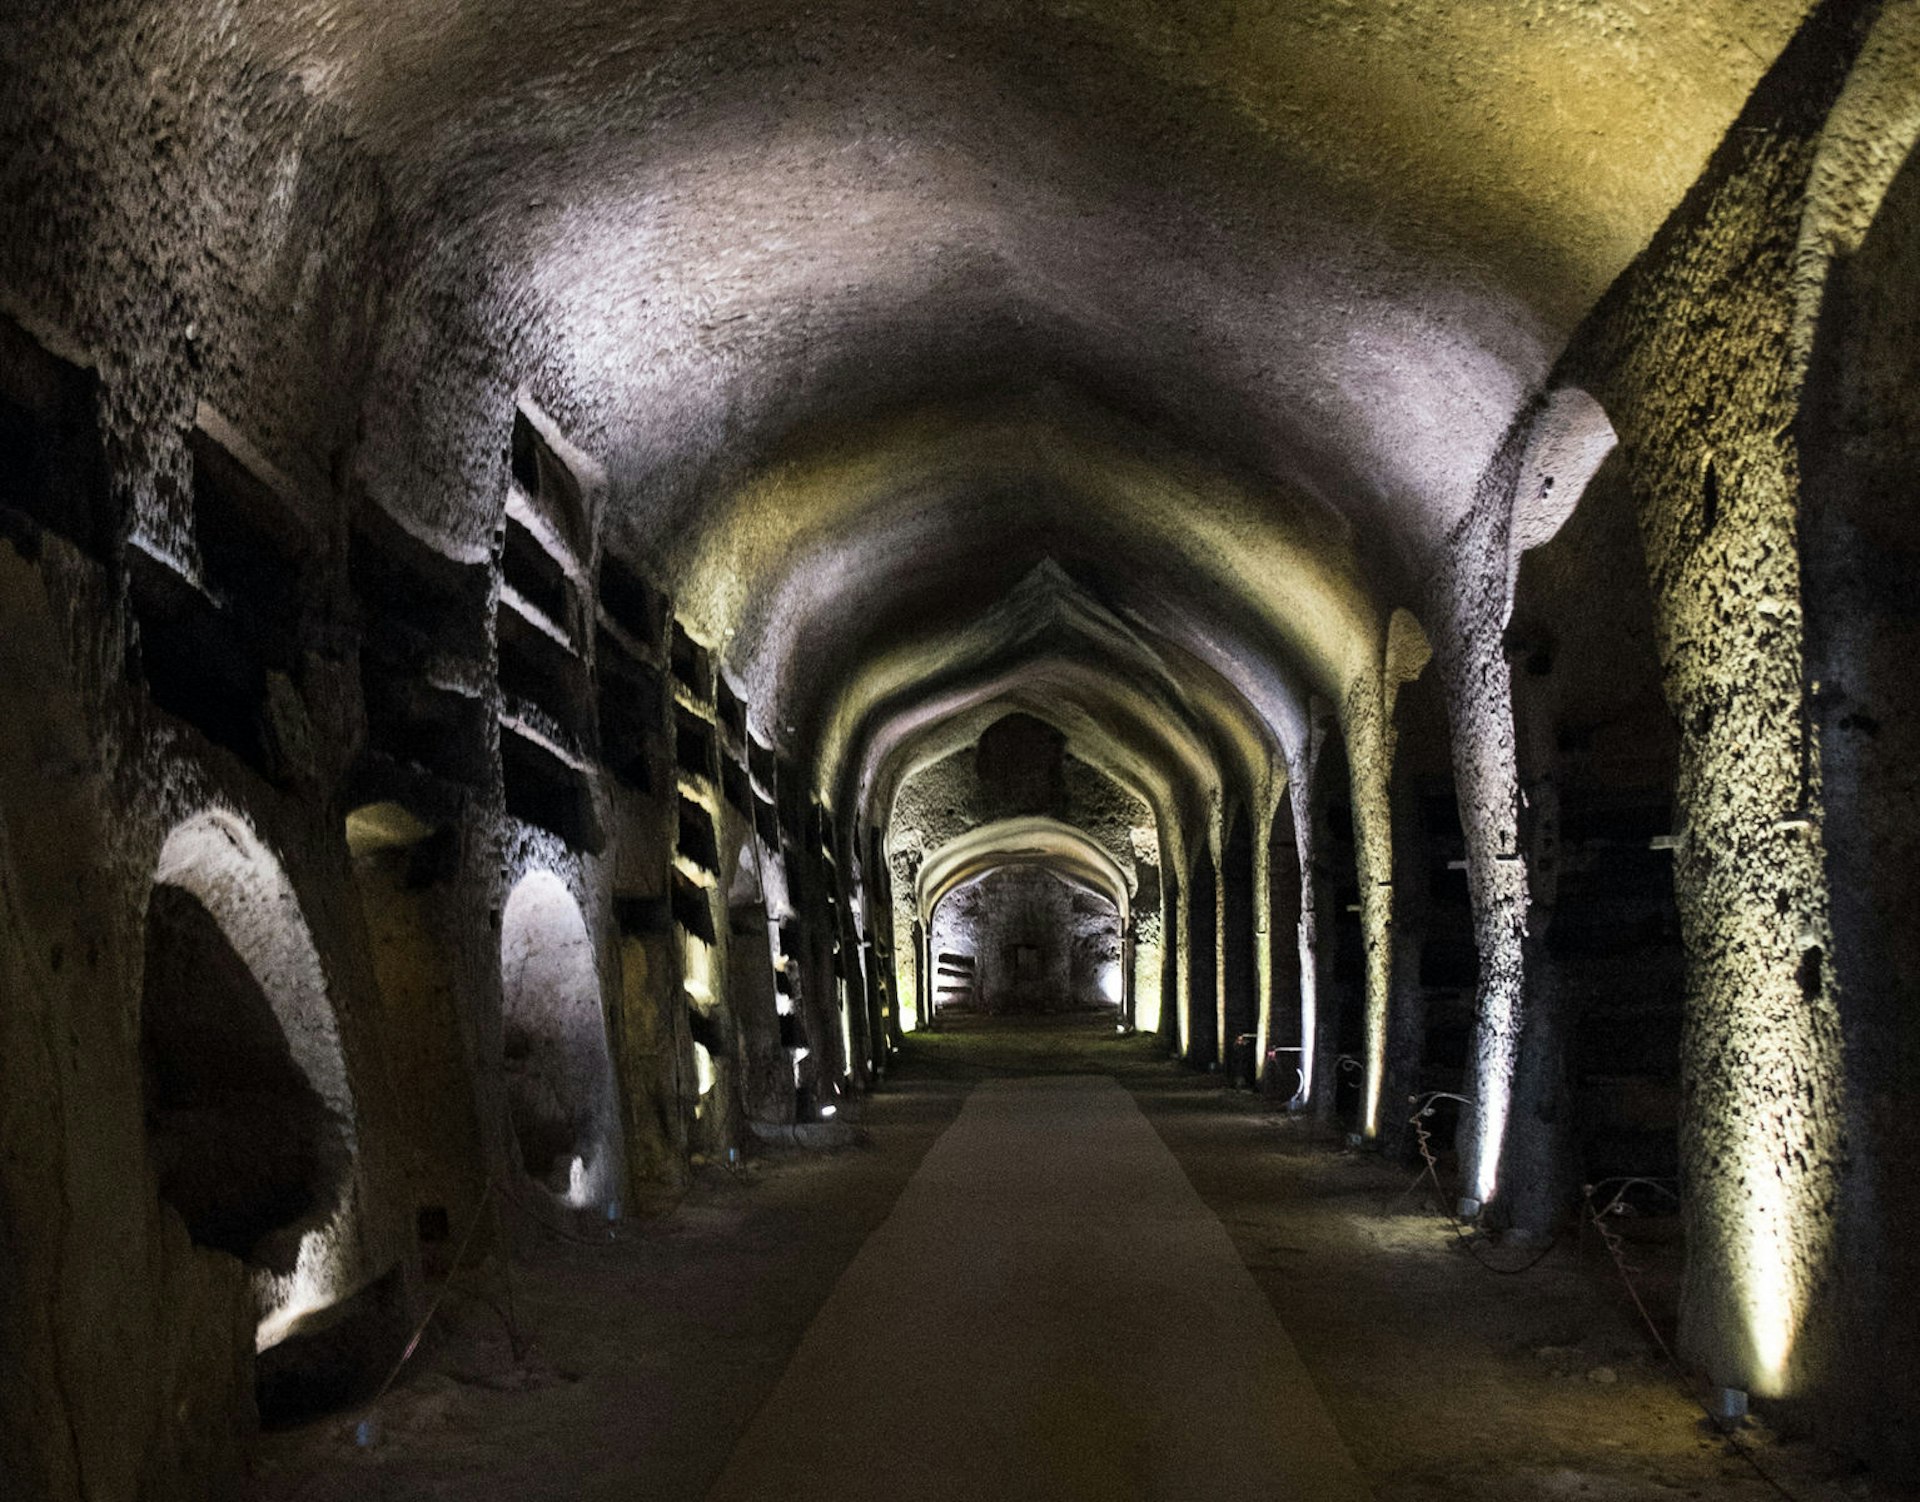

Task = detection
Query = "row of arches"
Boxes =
[136,806,629,1421]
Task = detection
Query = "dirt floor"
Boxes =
[251,1016,1918,1501]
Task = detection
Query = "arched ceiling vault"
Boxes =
[703,398,1361,780]
[869,672,1202,877]
[917,817,1134,930]
[215,1,1814,808]
[840,560,1286,840]
[241,0,1811,542]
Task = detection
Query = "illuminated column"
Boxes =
[1288,727,1328,1112]
[1343,678,1395,1141]
[1251,787,1274,1087]
[1433,608,1528,1211]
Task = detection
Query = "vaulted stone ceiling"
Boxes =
[10,0,1817,811]
[215,0,1813,795]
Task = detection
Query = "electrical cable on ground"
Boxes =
[355,1160,635,1429]
[362,1179,512,1414]
[1403,1091,1556,1275]
[1583,1178,1805,1502]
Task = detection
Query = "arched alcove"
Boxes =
[1159,866,1183,1051]
[1187,844,1219,1068]
[1265,791,1304,1097]
[1220,809,1258,1085]
[1505,442,1681,1233]
[499,871,620,1210]
[143,811,355,1283]
[1797,138,1920,1450]
[1307,733,1364,1123]
[929,865,1121,1017]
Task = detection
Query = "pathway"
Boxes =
[707,1074,1371,1501]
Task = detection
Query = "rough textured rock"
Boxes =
[3,0,1919,1493]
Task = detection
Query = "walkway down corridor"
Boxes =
[708,1074,1370,1502]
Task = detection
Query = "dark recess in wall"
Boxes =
[141,885,347,1273]
[0,313,116,559]
[500,724,603,851]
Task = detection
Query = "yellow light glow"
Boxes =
[1738,1152,1800,1390]
[1132,914,1164,1034]
[682,931,713,1005]
[1295,928,1317,1109]
[693,1041,716,1096]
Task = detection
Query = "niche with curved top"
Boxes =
[930,865,1121,1017]
[141,812,355,1278]
[499,871,620,1208]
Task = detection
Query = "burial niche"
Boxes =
[930,864,1121,1016]
[141,812,353,1275]
[499,870,620,1208]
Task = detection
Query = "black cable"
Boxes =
[1583,1180,1805,1502]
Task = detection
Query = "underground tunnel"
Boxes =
[1,2,1918,1498]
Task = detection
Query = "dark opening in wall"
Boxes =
[672,867,717,944]
[686,1004,725,1058]
[677,795,720,876]
[596,627,663,793]
[128,546,273,773]
[670,620,713,700]
[500,724,603,852]
[497,597,591,739]
[1188,848,1219,1064]
[362,673,490,789]
[141,884,348,1271]
[1419,935,1480,989]
[778,770,806,842]
[718,679,747,743]
[352,518,492,791]
[597,550,666,652]
[748,738,777,798]
[188,422,309,669]
[974,713,1068,818]
[1222,813,1258,1084]
[1268,800,1304,1065]
[723,756,753,818]
[0,313,115,559]
[753,791,780,847]
[510,408,589,565]
[675,702,717,782]
[1564,792,1685,1184]
[350,505,491,665]
[501,512,572,631]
